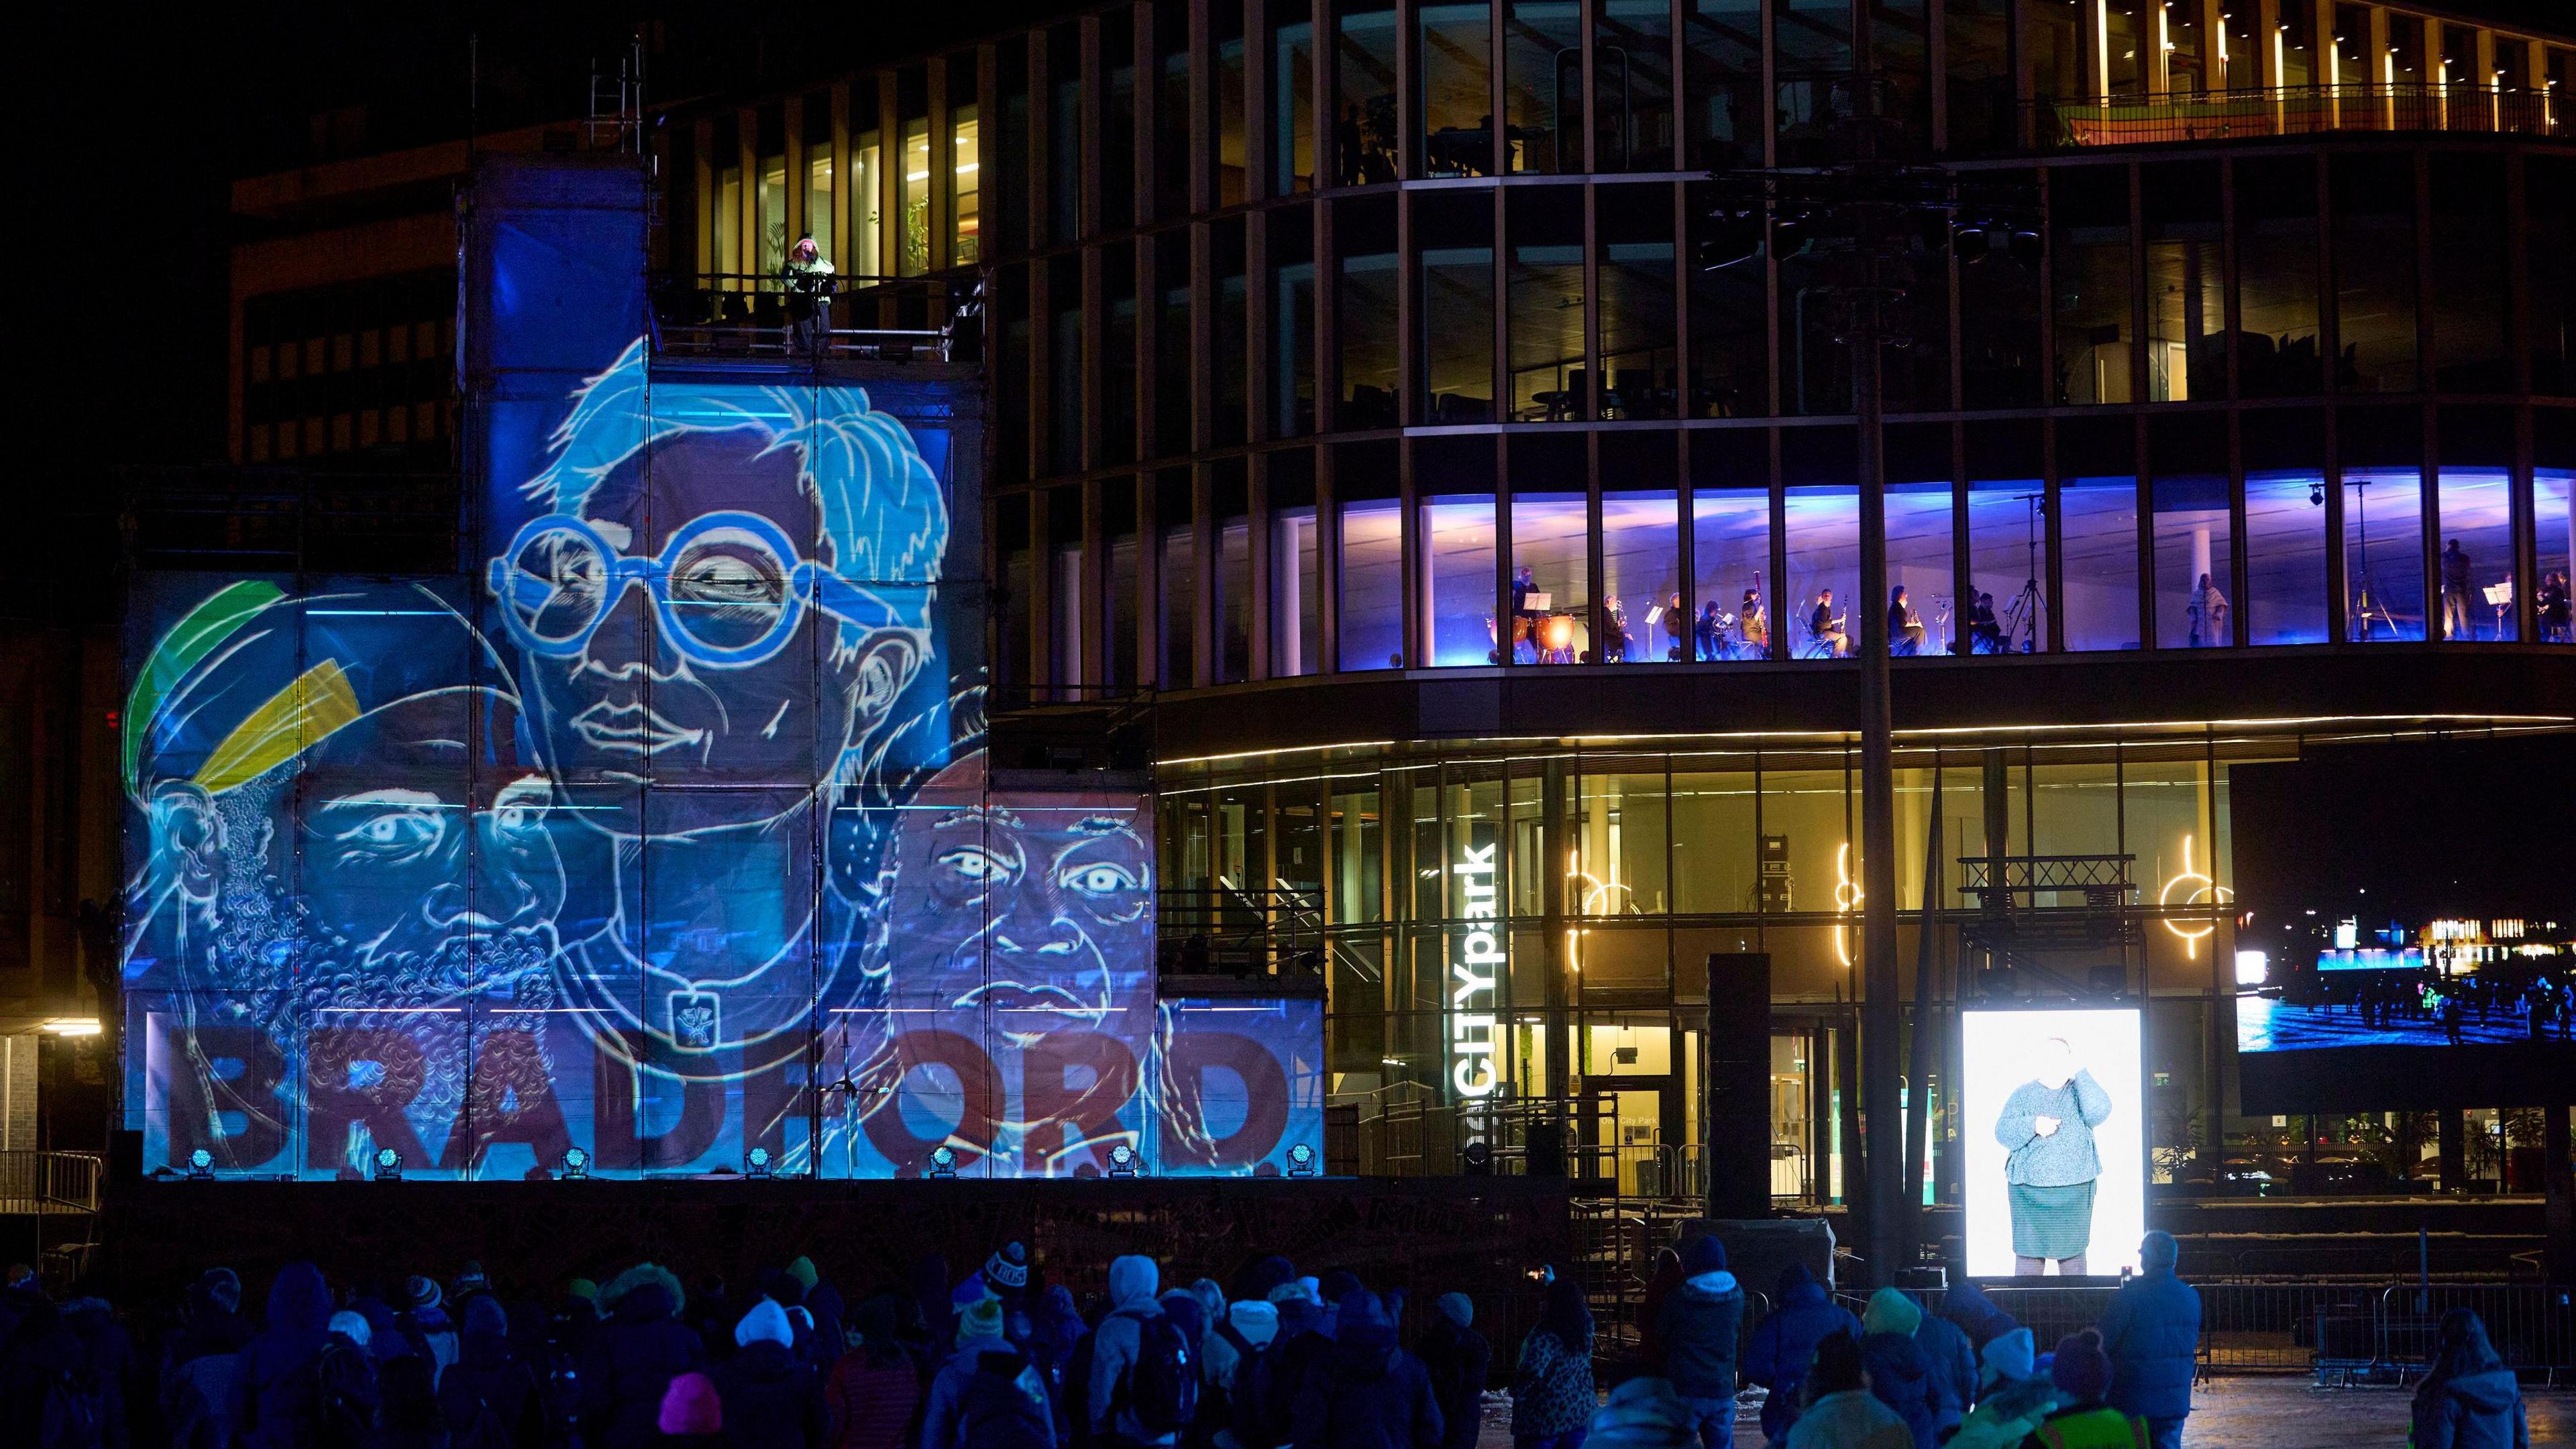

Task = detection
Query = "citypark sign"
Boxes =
[1451,831,1501,1099]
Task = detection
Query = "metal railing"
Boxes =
[650,272,962,362]
[0,1151,104,1215]
[2031,83,2564,148]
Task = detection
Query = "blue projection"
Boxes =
[122,340,1321,1181]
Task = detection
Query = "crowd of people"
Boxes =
[0,1228,2532,1449]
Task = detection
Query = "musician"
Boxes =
[1665,592,1688,660]
[782,235,835,356]
[1511,565,1542,661]
[1811,588,1847,657]
[1888,584,1925,656]
[1966,590,2004,655]
[2540,570,2573,643]
[1739,588,1768,658]
[2186,572,2229,649]
[1602,596,1632,663]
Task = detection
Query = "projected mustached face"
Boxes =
[504,429,918,837]
[882,800,1154,1050]
[294,690,566,977]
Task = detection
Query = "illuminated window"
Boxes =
[901,116,930,276]
[951,103,980,268]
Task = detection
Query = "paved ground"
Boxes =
[1472,1379,2575,1446]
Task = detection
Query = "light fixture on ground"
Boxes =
[746,1146,773,1179]
[372,1147,402,1182]
[1106,1143,1138,1177]
[1285,1143,1318,1177]
[187,1147,215,1181]
[928,1144,959,1179]
[559,1147,590,1181]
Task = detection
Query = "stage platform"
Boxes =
[95,1174,1576,1323]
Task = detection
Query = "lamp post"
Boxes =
[1702,78,2035,1287]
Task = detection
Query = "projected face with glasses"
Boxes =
[488,430,921,839]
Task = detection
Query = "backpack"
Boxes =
[451,1368,523,1449]
[39,1364,110,1449]
[311,1340,380,1449]
[954,1348,1055,1449]
[1108,1308,1196,1438]
[1224,1330,1291,1449]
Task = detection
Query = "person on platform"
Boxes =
[713,1299,827,1449]
[1742,1264,1861,1446]
[1888,586,1925,657]
[2094,1232,2199,1449]
[1696,602,1727,662]
[1739,588,1769,659]
[1965,592,2003,655]
[2408,1307,2530,1449]
[1856,1290,1947,1449]
[1654,1238,1743,1449]
[1509,1277,1596,1449]
[2022,1332,2147,1449]
[2185,574,2229,649]
[1784,1331,1910,1449]
[581,1265,703,1449]
[1994,1036,2114,1276]
[1416,1293,1491,1449]
[2441,539,2475,641]
[2538,570,2571,642]
[783,235,836,357]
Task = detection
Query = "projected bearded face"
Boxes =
[879,788,1154,1054]
[508,429,918,838]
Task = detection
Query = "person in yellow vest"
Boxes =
[2019,1330,2147,1449]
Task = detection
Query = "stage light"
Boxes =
[928,1144,959,1179]
[1286,1143,1318,1178]
[1106,1143,1139,1177]
[747,1146,774,1179]
[372,1147,403,1182]
[187,1148,215,1181]
[559,1148,590,1181]
[1462,1140,1494,1175]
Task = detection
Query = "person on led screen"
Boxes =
[1993,1036,2114,1276]
[845,753,1157,1175]
[123,586,566,1170]
[492,338,948,1085]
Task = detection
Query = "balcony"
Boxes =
[649,272,969,363]
[2031,83,2566,148]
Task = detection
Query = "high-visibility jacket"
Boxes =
[2029,1405,2151,1449]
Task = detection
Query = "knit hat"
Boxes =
[1862,1287,1922,1337]
[328,1310,372,1347]
[2051,1329,2113,1404]
[785,1256,820,1293]
[984,1242,1030,1291]
[958,1293,1006,1344]
[658,1372,723,1436]
[400,1275,443,1313]
[566,1279,598,1304]
[736,1299,795,1350]
[1980,1327,2037,1387]
[2141,1230,2180,1272]
[1437,1292,1474,1329]
[202,1268,243,1314]
[1680,1236,1728,1276]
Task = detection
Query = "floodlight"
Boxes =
[1106,1143,1138,1177]
[559,1148,590,1181]
[372,1147,403,1181]
[928,1144,959,1179]
[187,1148,215,1181]
[1286,1143,1318,1178]
[747,1146,773,1179]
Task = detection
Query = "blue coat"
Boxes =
[1654,1271,1743,1400]
[227,1264,335,1449]
[1913,1313,1977,1428]
[1741,1271,1863,1443]
[2096,1269,2200,1422]
[2410,1365,2530,1449]
[1858,1331,1948,1449]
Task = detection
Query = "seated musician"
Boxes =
[1811,588,1847,657]
[1739,588,1768,659]
[1966,590,2004,655]
[1888,584,1925,656]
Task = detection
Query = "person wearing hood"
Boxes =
[1933,1285,2018,1355]
[1205,1286,1281,1449]
[164,1273,256,1449]
[582,1264,705,1449]
[1909,1297,1976,1432]
[1654,1237,1744,1448]
[1028,1284,1087,1435]
[1289,1292,1442,1449]
[2093,1232,2198,1449]
[920,1294,1051,1449]
[713,1300,827,1449]
[1509,1277,1595,1449]
[2409,1309,2529,1449]
[1742,1265,1862,1446]
[1415,1293,1489,1449]
[1587,1373,1700,1449]
[798,1281,849,1376]
[1784,1332,1909,1449]
[1937,1330,2054,1449]
[1855,1291,1946,1449]
[1088,1254,1186,1448]
[2022,1331,2147,1448]
[1186,1278,1233,1414]
[439,1295,542,1447]
[229,1261,338,1449]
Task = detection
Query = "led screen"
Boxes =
[121,338,1321,1179]
[1960,1008,2145,1279]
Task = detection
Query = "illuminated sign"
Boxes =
[1451,833,1501,1099]
[2316,947,2426,971]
